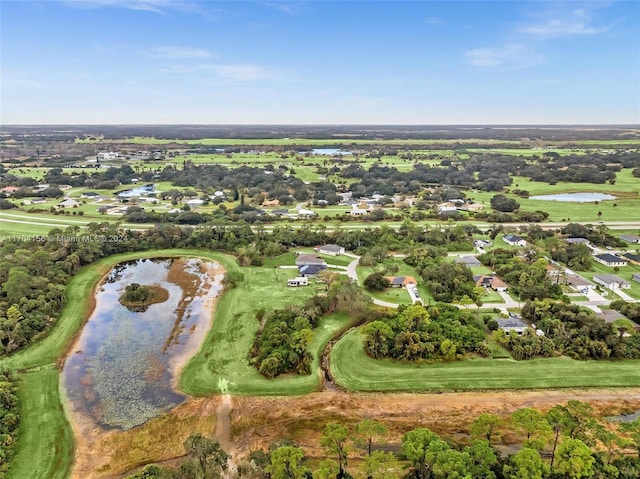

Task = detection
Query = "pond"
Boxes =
[311,148,353,155]
[62,257,224,430]
[528,192,617,202]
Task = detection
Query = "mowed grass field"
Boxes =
[330,330,640,392]
[469,169,640,222]
[9,369,74,479]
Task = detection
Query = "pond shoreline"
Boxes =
[62,255,226,479]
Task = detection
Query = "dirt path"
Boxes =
[215,394,238,478]
[73,387,640,478]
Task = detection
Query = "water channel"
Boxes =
[62,257,223,430]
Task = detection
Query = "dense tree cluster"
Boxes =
[560,223,626,248]
[496,300,640,360]
[0,371,19,476]
[478,249,564,301]
[549,242,593,271]
[362,304,488,362]
[252,277,370,378]
[403,247,480,303]
[610,300,640,322]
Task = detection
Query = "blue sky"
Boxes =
[1,0,639,124]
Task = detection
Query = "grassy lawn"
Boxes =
[468,169,640,222]
[8,369,74,479]
[179,256,355,395]
[330,330,640,392]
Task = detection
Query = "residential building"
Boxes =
[620,234,640,244]
[593,253,628,267]
[57,199,81,208]
[565,274,595,291]
[298,264,327,277]
[316,244,345,256]
[622,252,640,265]
[386,276,417,288]
[349,208,369,216]
[593,274,631,290]
[496,315,528,335]
[566,237,590,245]
[474,275,508,292]
[453,256,481,267]
[295,254,327,267]
[632,273,640,283]
[503,234,526,247]
[287,277,309,287]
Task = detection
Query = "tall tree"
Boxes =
[320,423,351,477]
[267,446,310,479]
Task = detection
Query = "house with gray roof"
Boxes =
[496,315,529,335]
[593,274,631,290]
[620,234,640,244]
[295,254,327,267]
[503,234,526,247]
[454,256,481,267]
[316,244,345,256]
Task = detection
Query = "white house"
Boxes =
[297,208,316,217]
[287,277,309,287]
[186,199,204,207]
[57,199,81,208]
[593,253,628,268]
[503,234,526,247]
[349,208,369,216]
[97,151,119,161]
[316,244,345,256]
[593,274,631,291]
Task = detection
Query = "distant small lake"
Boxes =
[311,148,353,155]
[529,193,616,202]
[63,258,223,430]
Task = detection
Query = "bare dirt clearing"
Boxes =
[74,388,640,478]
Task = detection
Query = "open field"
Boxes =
[8,369,74,479]
[330,330,640,392]
[469,170,640,223]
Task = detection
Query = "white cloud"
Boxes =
[518,6,611,39]
[465,44,545,69]
[425,16,444,26]
[61,0,203,15]
[160,63,275,82]
[519,19,609,38]
[261,2,296,15]
[211,64,274,81]
[146,46,213,59]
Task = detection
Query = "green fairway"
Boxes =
[330,330,640,392]
[8,369,74,479]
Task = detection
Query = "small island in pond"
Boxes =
[119,283,169,312]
